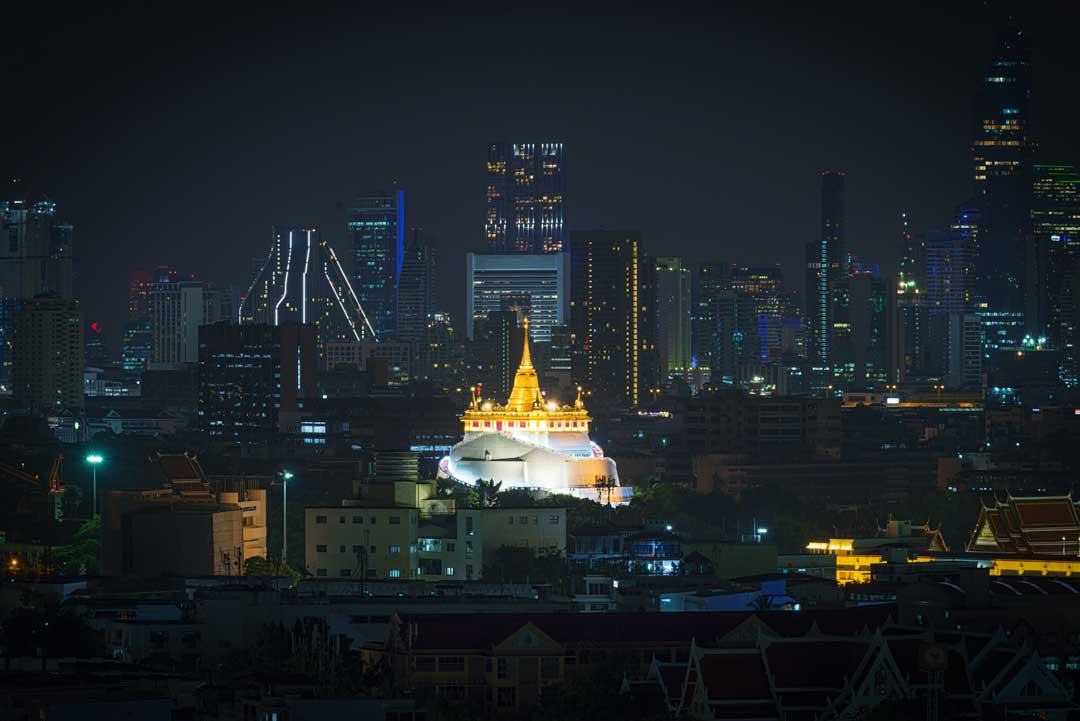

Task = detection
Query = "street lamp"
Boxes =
[281,470,294,565]
[86,454,104,517]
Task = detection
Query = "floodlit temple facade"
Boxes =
[439,319,631,504]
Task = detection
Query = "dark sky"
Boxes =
[6,1,1080,351]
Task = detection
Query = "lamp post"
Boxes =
[281,470,294,565]
[86,454,104,517]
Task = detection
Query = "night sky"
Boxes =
[7,1,1080,352]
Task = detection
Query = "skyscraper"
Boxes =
[120,267,168,377]
[465,253,568,344]
[150,279,225,366]
[198,323,316,442]
[655,258,692,381]
[806,171,846,364]
[486,143,566,254]
[348,190,404,338]
[465,310,524,402]
[240,226,375,361]
[12,295,83,412]
[1029,164,1080,366]
[971,20,1034,319]
[397,230,437,369]
[570,230,648,407]
[0,182,75,388]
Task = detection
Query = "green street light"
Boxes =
[86,454,104,517]
[281,470,294,564]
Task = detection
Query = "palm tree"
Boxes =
[477,479,503,508]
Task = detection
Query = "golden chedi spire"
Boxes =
[505,317,544,412]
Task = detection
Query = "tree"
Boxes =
[476,479,503,508]
[244,556,301,583]
[53,516,100,575]
[482,545,568,586]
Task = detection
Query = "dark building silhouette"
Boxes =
[971,20,1034,325]
[12,295,83,413]
[198,323,316,442]
[397,229,437,373]
[806,171,846,365]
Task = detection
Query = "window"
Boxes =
[447,542,456,552]
[465,541,473,559]
[466,564,474,580]
[339,544,346,553]
[339,515,346,524]
[340,569,352,577]
[389,569,401,578]
[316,568,327,577]
[370,516,376,524]
[390,545,401,554]
[549,514,560,525]
[390,516,401,525]
[370,545,377,553]
[315,515,328,524]
[352,515,363,524]
[509,516,514,525]
[496,658,510,680]
[440,656,466,672]
[316,544,327,553]
[519,516,528,525]
[410,545,417,554]
[415,657,435,672]
[533,516,539,525]
[446,567,455,576]
[466,516,474,536]
[541,657,560,680]
[352,544,363,553]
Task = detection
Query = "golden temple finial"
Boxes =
[505,317,543,412]
[575,385,584,408]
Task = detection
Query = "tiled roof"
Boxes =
[700,650,771,701]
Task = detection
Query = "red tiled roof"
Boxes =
[700,650,771,701]
[765,640,869,689]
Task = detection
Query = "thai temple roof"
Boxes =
[463,318,588,424]
[967,493,1080,555]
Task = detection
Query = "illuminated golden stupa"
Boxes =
[439,319,631,504]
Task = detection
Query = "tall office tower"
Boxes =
[885,275,905,385]
[895,270,928,380]
[1029,165,1080,363]
[241,226,375,362]
[120,268,161,377]
[150,279,225,366]
[844,265,887,389]
[946,312,983,389]
[728,265,786,364]
[0,183,75,387]
[654,258,692,381]
[12,295,84,412]
[397,230,437,369]
[198,323,316,442]
[570,231,651,407]
[85,320,111,368]
[465,253,568,345]
[347,190,404,338]
[425,312,464,390]
[805,171,846,364]
[971,20,1033,318]
[638,256,660,399]
[486,142,566,253]
[465,310,524,401]
[711,289,760,386]
[691,262,726,374]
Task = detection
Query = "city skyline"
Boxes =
[10,4,1080,351]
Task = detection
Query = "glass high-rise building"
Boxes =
[655,258,692,381]
[486,143,566,254]
[348,190,404,338]
[971,19,1034,317]
[1029,164,1080,361]
[570,230,652,407]
[465,253,568,344]
[397,229,438,373]
[805,171,846,364]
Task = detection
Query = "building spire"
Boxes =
[505,317,543,412]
